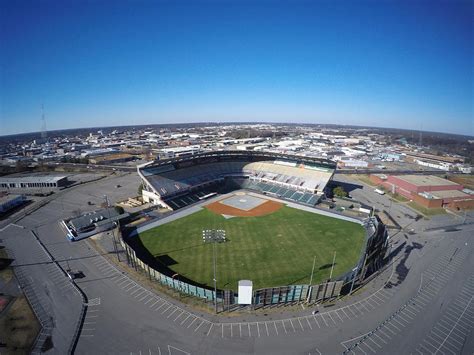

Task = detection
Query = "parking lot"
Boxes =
[1,172,473,354]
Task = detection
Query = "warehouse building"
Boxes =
[370,174,474,209]
[0,175,68,193]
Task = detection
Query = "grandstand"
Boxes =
[138,150,336,210]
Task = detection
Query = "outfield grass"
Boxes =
[139,206,366,290]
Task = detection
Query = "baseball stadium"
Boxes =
[125,151,388,306]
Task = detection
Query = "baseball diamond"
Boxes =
[138,195,366,290]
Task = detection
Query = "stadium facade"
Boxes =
[137,150,337,210]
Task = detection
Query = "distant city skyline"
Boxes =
[1,0,472,136]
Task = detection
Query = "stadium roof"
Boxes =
[143,150,336,170]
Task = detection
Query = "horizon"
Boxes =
[1,121,473,140]
[1,0,472,136]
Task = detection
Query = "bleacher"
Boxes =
[237,179,320,206]
[163,185,221,210]
[138,151,335,210]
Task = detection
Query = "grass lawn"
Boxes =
[139,206,365,290]
[351,174,377,187]
[0,296,41,353]
[448,174,474,190]
[387,192,409,203]
[407,201,447,216]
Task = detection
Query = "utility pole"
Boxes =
[309,255,316,285]
[329,251,336,280]
[104,195,120,262]
[202,229,226,314]
[307,255,317,303]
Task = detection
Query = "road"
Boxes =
[1,172,473,354]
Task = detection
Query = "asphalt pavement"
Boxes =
[1,172,473,354]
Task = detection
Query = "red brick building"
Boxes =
[369,174,474,209]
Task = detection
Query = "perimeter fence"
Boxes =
[120,238,346,309]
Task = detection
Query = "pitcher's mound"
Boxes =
[206,196,283,217]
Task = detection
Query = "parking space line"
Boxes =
[312,315,321,328]
[333,311,344,323]
[391,317,407,328]
[399,309,414,320]
[166,307,179,318]
[154,302,168,311]
[138,293,150,302]
[123,283,138,291]
[319,313,329,327]
[397,312,412,323]
[340,308,351,320]
[160,305,173,314]
[360,342,374,354]
[194,320,204,333]
[372,293,385,304]
[372,332,387,344]
[117,278,130,286]
[297,317,304,331]
[203,322,213,336]
[174,311,185,322]
[180,314,191,325]
[368,297,381,306]
[131,288,145,297]
[288,319,296,332]
[197,321,210,336]
[326,312,337,325]
[367,336,382,349]
[187,317,197,329]
[144,297,155,305]
[405,305,419,316]
[382,324,397,335]
[386,321,401,332]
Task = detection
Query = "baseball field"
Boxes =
[139,204,366,290]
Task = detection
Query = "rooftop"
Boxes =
[0,194,24,204]
[68,208,120,231]
[395,175,460,187]
[428,190,473,199]
[0,175,67,183]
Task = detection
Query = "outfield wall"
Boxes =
[120,236,347,308]
[120,237,218,302]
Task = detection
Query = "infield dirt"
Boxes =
[205,198,283,217]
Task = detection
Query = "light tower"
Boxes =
[202,229,226,313]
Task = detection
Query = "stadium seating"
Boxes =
[139,151,335,210]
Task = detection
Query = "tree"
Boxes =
[333,186,348,198]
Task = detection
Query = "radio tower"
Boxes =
[41,104,47,140]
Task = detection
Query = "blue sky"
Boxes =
[1,0,472,136]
